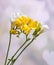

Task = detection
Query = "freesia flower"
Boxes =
[10,13,48,36]
[4,12,49,65]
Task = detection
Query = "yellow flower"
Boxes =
[12,16,29,28]
[10,29,18,34]
[35,21,41,30]
[28,20,36,29]
[19,16,28,24]
[13,18,22,27]
[28,20,41,30]
[33,21,42,36]
[10,15,42,35]
[21,25,31,35]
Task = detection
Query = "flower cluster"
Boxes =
[4,12,49,65]
[10,15,42,36]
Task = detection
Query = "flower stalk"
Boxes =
[4,33,12,65]
[10,31,40,65]
[7,35,30,65]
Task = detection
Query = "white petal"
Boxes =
[10,13,17,22]
[10,12,23,22]
[43,25,49,30]
[16,12,22,17]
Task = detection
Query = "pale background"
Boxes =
[0,0,54,65]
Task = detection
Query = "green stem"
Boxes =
[11,34,39,65]
[4,33,12,65]
[7,35,29,65]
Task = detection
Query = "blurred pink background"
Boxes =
[0,0,54,65]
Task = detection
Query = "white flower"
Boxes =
[41,24,49,33]
[10,12,28,22]
[43,25,49,30]
[10,12,23,22]
[38,24,49,35]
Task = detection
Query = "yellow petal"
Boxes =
[21,25,31,35]
[13,17,23,27]
[10,30,18,34]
